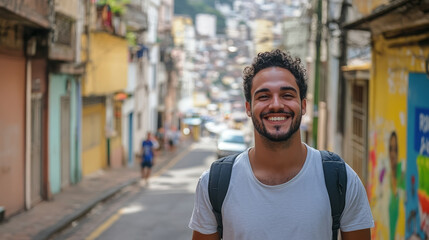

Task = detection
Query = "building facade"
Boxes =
[0,0,50,217]
[48,0,83,195]
[81,2,128,176]
[345,0,429,239]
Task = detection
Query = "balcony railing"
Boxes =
[95,4,126,37]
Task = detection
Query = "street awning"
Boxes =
[183,118,202,126]
[114,92,128,101]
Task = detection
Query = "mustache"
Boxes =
[260,110,294,118]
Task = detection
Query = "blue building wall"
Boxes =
[48,74,80,194]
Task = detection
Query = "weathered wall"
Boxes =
[0,53,25,217]
[55,0,79,19]
[351,0,389,15]
[48,74,79,194]
[368,33,429,240]
[82,32,128,96]
[82,103,107,176]
[0,0,50,28]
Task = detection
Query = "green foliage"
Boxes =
[98,0,130,15]
[126,32,137,46]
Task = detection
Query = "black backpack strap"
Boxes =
[208,153,239,239]
[320,150,347,240]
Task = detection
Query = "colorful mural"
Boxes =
[367,31,429,239]
[368,48,408,240]
[405,73,429,240]
[369,128,406,240]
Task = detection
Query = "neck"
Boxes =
[250,131,307,172]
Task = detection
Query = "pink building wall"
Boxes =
[0,53,26,217]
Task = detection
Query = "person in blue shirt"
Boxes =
[141,132,156,185]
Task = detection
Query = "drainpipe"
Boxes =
[24,34,38,210]
[337,0,349,135]
[25,58,32,210]
[312,0,322,148]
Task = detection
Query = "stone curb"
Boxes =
[32,178,139,240]
[32,140,193,240]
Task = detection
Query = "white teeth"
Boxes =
[268,117,286,121]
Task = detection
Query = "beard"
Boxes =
[251,109,302,142]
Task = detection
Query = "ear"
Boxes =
[301,98,307,115]
[245,101,251,117]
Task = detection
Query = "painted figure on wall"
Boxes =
[388,131,405,240]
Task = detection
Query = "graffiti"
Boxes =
[387,67,408,95]
[418,110,429,156]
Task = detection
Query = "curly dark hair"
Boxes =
[243,49,308,103]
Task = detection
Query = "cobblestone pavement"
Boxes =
[0,140,193,240]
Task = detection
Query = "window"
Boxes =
[137,112,142,130]
[152,63,157,89]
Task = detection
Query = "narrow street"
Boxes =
[53,137,217,240]
[2,0,429,239]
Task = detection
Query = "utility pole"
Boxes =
[312,0,322,148]
[337,0,349,134]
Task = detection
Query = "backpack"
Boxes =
[208,150,347,240]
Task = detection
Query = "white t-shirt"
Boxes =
[189,145,374,240]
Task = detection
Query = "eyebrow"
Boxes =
[254,86,298,96]
[280,86,297,93]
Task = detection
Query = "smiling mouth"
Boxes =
[267,116,287,121]
[261,111,294,124]
[263,114,293,123]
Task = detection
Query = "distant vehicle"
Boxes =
[205,121,228,135]
[216,129,248,158]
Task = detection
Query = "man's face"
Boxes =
[245,67,306,142]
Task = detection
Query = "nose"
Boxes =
[269,95,284,111]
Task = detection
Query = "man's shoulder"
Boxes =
[208,151,248,175]
[199,169,210,187]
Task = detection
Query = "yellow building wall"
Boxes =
[82,32,128,96]
[368,33,429,240]
[110,100,123,168]
[82,103,107,176]
[254,19,274,54]
[172,16,193,47]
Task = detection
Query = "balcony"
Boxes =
[0,0,49,28]
[49,13,75,61]
[95,4,126,37]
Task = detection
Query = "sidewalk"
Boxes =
[0,140,193,240]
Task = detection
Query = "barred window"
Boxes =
[55,13,73,46]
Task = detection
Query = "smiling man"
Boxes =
[189,49,374,240]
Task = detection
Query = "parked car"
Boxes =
[216,129,248,158]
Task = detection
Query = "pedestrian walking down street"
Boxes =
[166,126,180,152]
[155,127,165,150]
[140,132,157,186]
[189,49,374,240]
